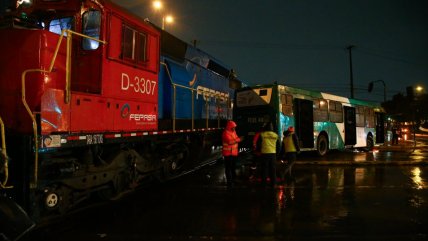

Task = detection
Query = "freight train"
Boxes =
[0,0,241,237]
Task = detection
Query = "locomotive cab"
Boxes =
[0,0,240,228]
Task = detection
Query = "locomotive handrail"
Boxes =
[0,116,12,189]
[21,29,106,188]
[160,62,196,131]
[160,62,226,131]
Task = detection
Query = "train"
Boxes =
[0,0,241,238]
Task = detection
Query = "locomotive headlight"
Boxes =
[44,75,51,84]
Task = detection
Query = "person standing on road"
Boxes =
[250,124,266,181]
[222,120,242,187]
[279,126,300,182]
[392,125,399,145]
[260,122,279,187]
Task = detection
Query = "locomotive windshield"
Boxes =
[82,10,101,50]
[48,16,73,35]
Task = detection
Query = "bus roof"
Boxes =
[237,83,384,110]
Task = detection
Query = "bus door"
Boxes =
[344,106,356,145]
[294,99,314,148]
[375,112,385,144]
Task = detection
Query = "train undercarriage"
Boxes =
[3,130,222,224]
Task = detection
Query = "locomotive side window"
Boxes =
[137,32,147,63]
[121,24,148,65]
[82,10,101,50]
[122,26,134,59]
[49,17,74,35]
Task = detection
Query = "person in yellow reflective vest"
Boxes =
[279,126,300,182]
[260,122,279,187]
[222,120,242,187]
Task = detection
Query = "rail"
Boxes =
[21,29,106,188]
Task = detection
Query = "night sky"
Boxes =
[113,0,428,103]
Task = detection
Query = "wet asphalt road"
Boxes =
[23,142,428,241]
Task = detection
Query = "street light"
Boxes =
[410,85,423,149]
[153,0,162,11]
[368,79,386,102]
[152,1,174,30]
[162,15,174,30]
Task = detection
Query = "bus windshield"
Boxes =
[236,88,272,107]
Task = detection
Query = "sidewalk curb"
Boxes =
[295,160,428,166]
[375,146,425,152]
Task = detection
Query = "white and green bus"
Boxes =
[234,84,385,156]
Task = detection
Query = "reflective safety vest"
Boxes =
[283,134,297,152]
[222,131,240,156]
[222,121,240,156]
[260,131,278,154]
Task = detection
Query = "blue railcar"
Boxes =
[158,30,240,130]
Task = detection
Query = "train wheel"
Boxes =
[316,135,328,156]
[163,143,190,179]
[43,186,71,215]
[113,170,133,196]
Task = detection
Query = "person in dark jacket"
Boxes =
[279,126,300,182]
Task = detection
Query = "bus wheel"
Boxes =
[366,135,374,152]
[316,135,328,156]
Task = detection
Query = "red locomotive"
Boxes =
[0,0,241,235]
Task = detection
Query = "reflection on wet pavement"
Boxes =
[25,152,428,241]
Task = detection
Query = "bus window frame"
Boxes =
[281,93,293,116]
[313,98,328,122]
[365,107,375,128]
[329,100,343,123]
[355,105,365,127]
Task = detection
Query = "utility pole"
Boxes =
[192,39,198,47]
[347,45,355,99]
[368,79,386,102]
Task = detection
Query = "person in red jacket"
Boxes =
[222,120,242,187]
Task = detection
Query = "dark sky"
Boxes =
[113,0,428,103]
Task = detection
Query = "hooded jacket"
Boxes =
[222,121,241,156]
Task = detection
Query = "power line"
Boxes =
[356,47,426,66]
[201,40,343,50]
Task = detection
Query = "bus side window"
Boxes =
[82,10,101,50]
[281,94,293,116]
[314,99,328,122]
[356,106,365,127]
[329,101,343,123]
[365,108,375,128]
